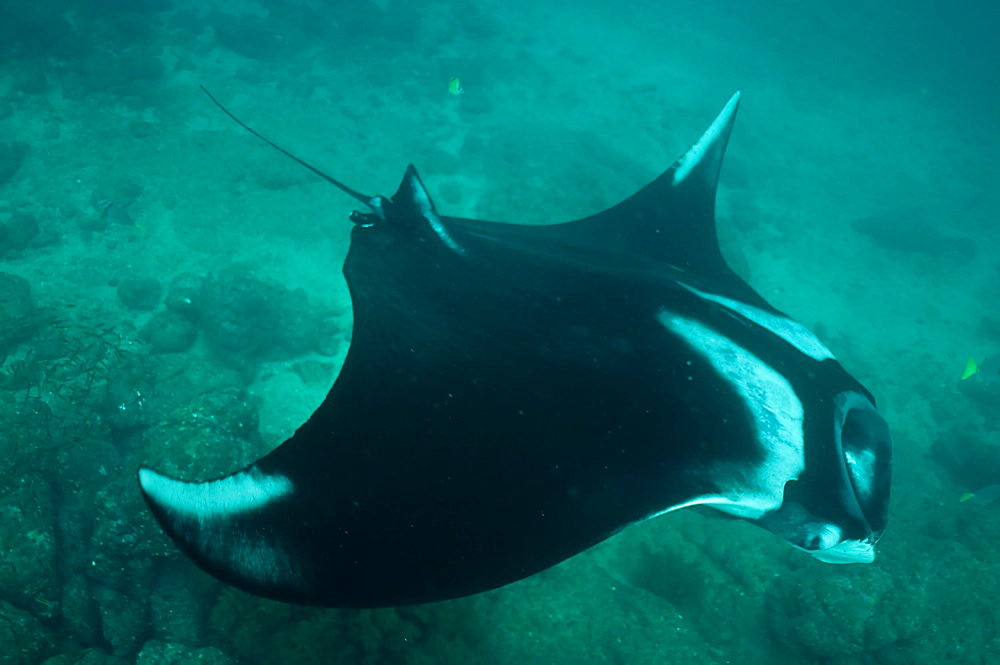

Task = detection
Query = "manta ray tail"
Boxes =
[200,86,378,210]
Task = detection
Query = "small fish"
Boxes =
[448,77,464,96]
[98,199,136,227]
[961,484,1000,505]
[0,349,41,392]
[960,355,1000,381]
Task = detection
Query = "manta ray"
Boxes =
[139,91,891,608]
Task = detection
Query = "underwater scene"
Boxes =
[1,0,998,663]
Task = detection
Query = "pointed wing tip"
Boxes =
[137,465,306,600]
[137,466,163,499]
[137,467,193,525]
[721,91,741,128]
[670,92,742,186]
[396,164,425,198]
[723,91,741,127]
[139,466,295,518]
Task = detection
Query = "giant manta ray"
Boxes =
[139,92,891,608]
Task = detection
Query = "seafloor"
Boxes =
[1,0,998,664]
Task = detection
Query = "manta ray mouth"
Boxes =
[806,391,891,563]
[752,389,891,564]
[834,391,892,540]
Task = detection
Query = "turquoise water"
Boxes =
[0,0,998,663]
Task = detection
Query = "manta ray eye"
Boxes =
[351,196,390,227]
[350,211,378,227]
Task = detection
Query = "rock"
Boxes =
[117,277,162,310]
[766,565,924,660]
[326,0,383,37]
[39,651,139,665]
[852,208,976,259]
[149,565,208,646]
[78,651,129,665]
[210,12,287,60]
[102,382,149,443]
[0,474,59,611]
[39,655,76,665]
[0,599,53,665]
[141,310,198,353]
[89,478,163,592]
[0,272,30,300]
[0,141,29,187]
[78,209,110,232]
[1,211,39,253]
[94,585,149,659]
[199,267,329,374]
[316,314,348,357]
[279,287,320,355]
[136,641,239,665]
[930,427,1000,489]
[11,63,47,95]
[141,387,263,478]
[163,273,203,321]
[292,359,336,387]
[98,352,166,456]
[60,574,102,646]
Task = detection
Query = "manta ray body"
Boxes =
[139,92,891,608]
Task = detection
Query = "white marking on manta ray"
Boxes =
[672,91,741,186]
[679,283,834,361]
[656,310,805,519]
[643,494,766,523]
[427,209,465,255]
[409,176,466,255]
[803,537,875,564]
[138,467,294,520]
[844,448,877,502]
[200,522,303,588]
[833,389,883,508]
[139,467,302,587]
